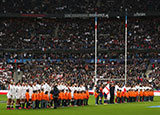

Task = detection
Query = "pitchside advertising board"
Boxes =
[0,90,160,96]
[7,59,160,64]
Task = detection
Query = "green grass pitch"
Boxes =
[0,95,160,115]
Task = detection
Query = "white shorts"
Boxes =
[21,95,25,99]
[12,95,16,100]
[7,93,12,99]
[16,95,21,99]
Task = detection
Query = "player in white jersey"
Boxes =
[21,83,27,109]
[57,83,63,91]
[33,82,37,91]
[25,83,29,91]
[74,84,79,92]
[81,85,86,91]
[11,83,16,100]
[21,83,27,99]
[70,84,75,105]
[6,82,13,109]
[10,82,16,109]
[15,83,22,109]
[36,83,41,91]
[42,82,50,94]
[135,84,140,91]
[29,84,33,99]
[114,84,120,96]
[28,83,33,107]
[70,85,75,98]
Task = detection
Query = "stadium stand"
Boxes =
[0,0,160,14]
[0,0,159,91]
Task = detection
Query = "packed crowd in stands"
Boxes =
[0,52,159,90]
[0,0,160,14]
[0,18,160,50]
[148,63,160,89]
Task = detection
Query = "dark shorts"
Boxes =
[99,92,103,98]
[104,93,107,98]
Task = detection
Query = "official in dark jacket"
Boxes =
[110,83,115,104]
[52,85,59,109]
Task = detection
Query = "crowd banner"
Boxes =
[0,90,8,95]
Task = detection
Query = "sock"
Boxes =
[15,105,18,109]
[7,105,10,109]
[100,100,102,104]
[106,100,109,104]
[22,103,25,108]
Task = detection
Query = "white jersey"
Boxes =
[63,86,68,92]
[78,87,83,92]
[131,87,136,91]
[60,85,65,91]
[135,85,140,91]
[118,87,123,91]
[25,85,30,90]
[114,85,119,95]
[47,86,51,94]
[139,86,143,91]
[57,85,62,90]
[11,85,16,99]
[8,84,12,95]
[11,85,16,95]
[126,87,131,91]
[36,84,41,90]
[74,86,79,91]
[146,86,152,90]
[42,83,50,94]
[21,86,27,98]
[7,84,12,98]
[149,87,152,90]
[16,85,22,99]
[142,86,147,91]
[42,85,46,92]
[81,86,86,91]
[29,86,33,99]
[70,87,75,98]
[33,85,37,91]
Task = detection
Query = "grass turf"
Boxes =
[0,95,160,115]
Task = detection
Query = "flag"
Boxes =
[123,86,127,92]
[103,84,110,100]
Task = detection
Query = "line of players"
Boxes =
[7,82,90,110]
[115,89,154,103]
[94,84,154,105]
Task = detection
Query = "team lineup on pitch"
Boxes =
[2,81,157,111]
